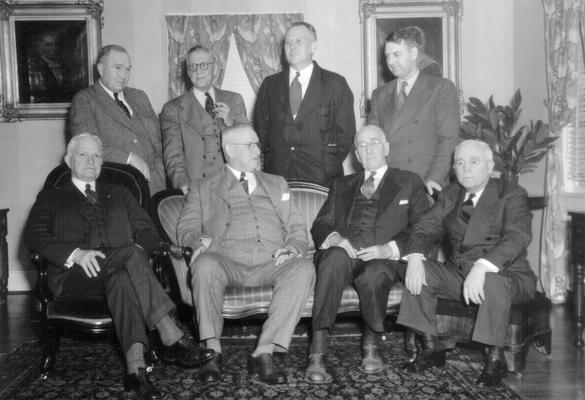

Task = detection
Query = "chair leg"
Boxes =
[533,330,552,357]
[405,329,420,361]
[40,321,59,379]
[145,330,161,372]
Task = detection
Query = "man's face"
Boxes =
[187,49,215,92]
[97,50,131,93]
[354,127,389,171]
[225,128,261,173]
[284,25,316,70]
[453,142,494,193]
[37,34,60,61]
[65,136,103,182]
[384,40,418,80]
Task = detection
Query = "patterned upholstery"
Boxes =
[152,180,403,319]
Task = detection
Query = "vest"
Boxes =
[79,199,110,250]
[201,122,224,178]
[346,188,381,249]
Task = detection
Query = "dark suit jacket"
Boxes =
[24,180,160,296]
[254,62,356,186]
[367,72,460,186]
[311,167,428,253]
[161,88,248,188]
[69,84,166,193]
[405,178,536,294]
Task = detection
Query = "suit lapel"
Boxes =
[93,84,134,130]
[462,180,499,246]
[276,70,294,120]
[182,91,211,135]
[295,63,322,122]
[338,174,363,230]
[391,73,431,135]
[375,170,400,219]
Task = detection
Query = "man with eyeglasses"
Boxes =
[397,139,536,387]
[305,125,428,383]
[177,124,315,385]
[161,45,248,194]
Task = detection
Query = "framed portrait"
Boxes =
[0,0,102,121]
[359,0,461,117]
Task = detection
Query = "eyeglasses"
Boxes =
[453,158,487,170]
[188,62,214,72]
[228,142,260,151]
[355,139,384,150]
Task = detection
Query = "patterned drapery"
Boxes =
[165,13,302,100]
[541,0,584,303]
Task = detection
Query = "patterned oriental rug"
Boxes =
[0,332,523,400]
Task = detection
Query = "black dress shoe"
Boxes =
[200,353,222,383]
[401,349,446,373]
[361,344,384,374]
[161,335,215,368]
[247,353,287,384]
[476,357,508,387]
[305,353,331,384]
[124,368,161,400]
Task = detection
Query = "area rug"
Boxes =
[0,332,523,400]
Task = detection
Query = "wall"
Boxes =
[0,0,548,291]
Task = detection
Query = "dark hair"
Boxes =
[385,26,425,51]
[289,21,317,40]
[97,44,128,64]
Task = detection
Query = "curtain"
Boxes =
[166,13,302,100]
[541,0,584,303]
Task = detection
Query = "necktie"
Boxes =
[361,171,376,199]
[289,71,302,116]
[239,172,249,194]
[85,183,98,205]
[113,92,131,118]
[205,92,215,117]
[396,81,408,110]
[460,193,475,223]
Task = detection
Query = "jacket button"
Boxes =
[290,146,295,151]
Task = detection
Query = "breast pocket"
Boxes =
[318,106,333,132]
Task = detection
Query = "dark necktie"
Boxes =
[205,92,215,117]
[113,92,131,118]
[289,71,302,116]
[361,171,376,199]
[396,81,408,110]
[239,172,249,194]
[460,193,475,223]
[85,183,98,205]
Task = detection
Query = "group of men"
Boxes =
[25,21,536,400]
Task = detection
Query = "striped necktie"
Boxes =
[85,183,98,205]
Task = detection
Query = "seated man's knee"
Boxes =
[354,261,394,291]
[190,252,223,280]
[316,247,351,276]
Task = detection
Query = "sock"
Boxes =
[205,338,222,354]
[363,325,382,346]
[126,342,146,375]
[252,344,274,357]
[155,315,183,346]
[310,328,328,354]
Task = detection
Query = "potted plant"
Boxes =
[460,89,556,184]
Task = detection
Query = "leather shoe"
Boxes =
[401,349,446,373]
[161,335,215,368]
[124,368,161,400]
[247,353,287,384]
[200,353,222,383]
[305,353,331,384]
[476,357,508,387]
[361,344,384,374]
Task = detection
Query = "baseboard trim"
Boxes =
[7,270,36,292]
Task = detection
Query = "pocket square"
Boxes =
[399,199,409,205]
[281,193,290,201]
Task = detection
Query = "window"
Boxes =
[220,34,256,121]
[563,71,585,194]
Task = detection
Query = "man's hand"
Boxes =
[180,185,189,195]
[327,233,357,258]
[272,245,301,266]
[463,262,490,305]
[190,237,213,267]
[73,249,106,278]
[404,254,427,295]
[356,244,394,261]
[128,152,150,182]
[425,179,442,196]
[213,102,233,126]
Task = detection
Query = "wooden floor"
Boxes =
[1,293,584,399]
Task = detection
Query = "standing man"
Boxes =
[161,45,248,194]
[368,26,460,195]
[254,21,355,187]
[397,140,536,387]
[69,45,166,194]
[25,133,214,400]
[177,124,315,385]
[305,125,428,383]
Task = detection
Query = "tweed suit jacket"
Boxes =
[405,178,536,294]
[311,167,428,252]
[367,72,460,186]
[177,166,308,256]
[24,180,160,296]
[160,88,248,189]
[254,62,356,185]
[69,83,166,193]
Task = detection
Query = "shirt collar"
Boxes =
[364,164,388,190]
[226,164,256,193]
[466,186,486,205]
[289,62,314,84]
[99,80,125,101]
[193,86,215,107]
[397,70,420,96]
[71,177,95,194]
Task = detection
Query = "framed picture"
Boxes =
[0,0,102,121]
[359,0,461,117]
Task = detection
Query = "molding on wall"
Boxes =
[7,269,35,292]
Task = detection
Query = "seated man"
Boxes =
[25,133,214,400]
[306,125,429,383]
[397,139,537,387]
[177,124,315,385]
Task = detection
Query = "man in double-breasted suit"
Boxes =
[305,125,428,383]
[24,133,214,400]
[397,139,536,387]
[177,124,315,385]
[69,45,166,194]
[368,26,460,195]
[161,45,248,194]
[254,21,355,186]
